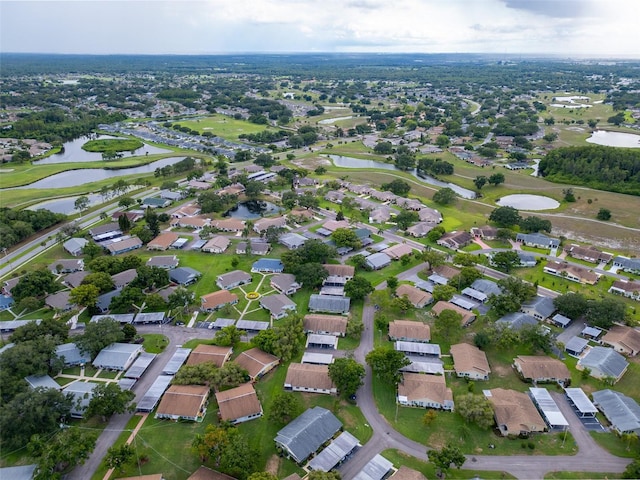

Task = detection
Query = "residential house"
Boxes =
[578,346,628,382]
[96,290,120,313]
[155,385,209,422]
[234,348,279,381]
[25,374,61,391]
[565,244,613,264]
[308,294,350,315]
[370,190,397,203]
[497,312,538,330]
[406,222,434,238]
[323,264,355,281]
[251,259,284,273]
[609,280,640,301]
[306,334,338,350]
[260,294,297,320]
[106,237,143,255]
[520,296,556,322]
[45,291,74,311]
[284,363,337,395]
[216,383,263,424]
[170,216,211,230]
[397,372,454,410]
[388,320,430,343]
[470,225,498,240]
[187,344,233,367]
[147,232,180,251]
[417,207,443,224]
[321,219,350,232]
[171,204,201,218]
[325,190,345,204]
[111,211,144,223]
[202,236,230,254]
[218,182,245,196]
[565,336,590,357]
[433,265,461,281]
[2,276,20,296]
[543,261,599,285]
[518,252,538,267]
[160,189,185,201]
[188,180,212,190]
[513,355,570,384]
[274,407,342,464]
[56,342,91,366]
[64,382,99,418]
[253,217,286,234]
[437,231,472,250]
[146,255,179,269]
[486,388,546,437]
[592,389,640,435]
[613,256,640,275]
[142,197,171,209]
[112,268,137,289]
[450,342,491,380]
[345,184,371,195]
[200,290,238,312]
[431,301,476,326]
[369,205,394,224]
[602,325,640,356]
[270,273,302,295]
[93,343,142,370]
[395,341,441,358]
[63,238,88,256]
[289,207,315,222]
[516,233,560,249]
[395,284,433,308]
[62,270,89,288]
[169,267,201,286]
[303,314,348,337]
[307,431,360,473]
[216,270,252,290]
[279,232,307,250]
[383,243,416,260]
[89,223,122,242]
[48,259,84,274]
[365,252,392,270]
[236,241,271,256]
[210,218,245,232]
[395,197,424,211]
[470,278,502,297]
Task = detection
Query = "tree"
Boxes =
[432,284,456,302]
[436,134,450,148]
[422,250,446,269]
[328,357,365,398]
[491,251,521,273]
[450,266,482,290]
[596,208,612,221]
[214,325,245,347]
[395,210,419,230]
[75,318,125,358]
[428,443,466,475]
[294,262,328,288]
[456,394,495,429]
[498,276,537,302]
[69,284,100,309]
[365,347,410,385]
[281,191,298,210]
[122,323,137,342]
[105,444,135,472]
[346,316,364,339]
[30,428,97,480]
[244,180,265,200]
[488,173,505,186]
[168,286,195,312]
[434,309,464,343]
[553,293,589,320]
[391,295,413,314]
[519,324,553,353]
[82,241,102,260]
[489,206,521,227]
[308,472,341,480]
[394,153,415,171]
[268,392,303,424]
[248,474,278,480]
[348,254,369,271]
[433,187,457,205]
[86,383,135,422]
[381,179,411,196]
[81,271,114,293]
[144,208,160,237]
[173,362,219,387]
[74,196,90,214]
[474,330,492,350]
[623,459,640,479]
[132,265,169,290]
[331,228,362,249]
[374,141,394,154]
[11,269,57,302]
[344,276,374,300]
[473,176,488,191]
[386,276,399,293]
[109,286,145,313]
[519,216,552,233]
[586,297,626,329]
[563,188,576,202]
[117,213,131,232]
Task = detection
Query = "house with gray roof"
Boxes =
[270,273,302,295]
[111,268,137,289]
[260,294,297,320]
[169,267,201,286]
[56,342,91,366]
[49,258,84,274]
[93,343,142,370]
[0,465,36,480]
[613,256,640,274]
[521,296,556,321]
[45,291,74,311]
[274,406,342,463]
[96,289,120,313]
[63,237,88,256]
[578,347,629,382]
[308,294,350,315]
[471,279,502,297]
[216,270,252,290]
[64,381,99,418]
[107,236,143,255]
[25,374,61,390]
[497,312,538,330]
[146,255,179,269]
[63,270,89,288]
[565,336,589,357]
[516,232,560,249]
[279,232,307,250]
[592,389,640,435]
[518,252,537,267]
[365,252,392,270]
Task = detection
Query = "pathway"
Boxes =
[102,413,149,480]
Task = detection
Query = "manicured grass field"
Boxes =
[174,114,269,141]
[142,333,170,354]
[590,431,638,459]
[82,138,144,153]
[544,472,622,479]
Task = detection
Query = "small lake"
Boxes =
[224,201,284,220]
[496,194,560,211]
[326,154,476,199]
[33,135,171,164]
[586,130,640,148]
[27,193,104,215]
[13,157,186,190]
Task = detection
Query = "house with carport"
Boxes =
[513,355,570,385]
[601,325,640,356]
[155,385,210,422]
[450,342,491,380]
[388,320,430,343]
[284,363,336,395]
[215,383,263,424]
[234,348,279,381]
[304,314,348,337]
[485,388,546,437]
[397,372,454,411]
[200,290,238,312]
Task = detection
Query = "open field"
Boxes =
[174,114,269,140]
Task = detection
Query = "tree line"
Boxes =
[0,207,66,250]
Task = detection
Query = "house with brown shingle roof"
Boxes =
[543,261,599,285]
[397,372,454,411]
[303,314,348,337]
[564,244,613,264]
[253,217,286,233]
[486,388,546,437]
[202,236,230,254]
[215,383,263,424]
[148,232,179,251]
[433,265,461,280]
[322,264,355,279]
[609,280,640,301]
[513,355,570,385]
[406,222,434,238]
[602,325,640,356]
[186,344,233,367]
[211,218,245,232]
[388,320,430,343]
[170,216,210,230]
[234,348,279,381]
[470,225,498,240]
[284,363,336,395]
[321,219,350,232]
[450,343,491,380]
[390,466,427,480]
[437,231,473,250]
[171,204,201,219]
[155,384,210,421]
[200,290,238,312]
[383,243,417,260]
[431,301,476,326]
[396,284,433,308]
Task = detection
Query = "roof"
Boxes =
[201,290,238,310]
[64,381,99,416]
[497,312,538,330]
[235,319,270,331]
[279,232,307,248]
[116,474,164,480]
[169,267,201,285]
[274,406,342,463]
[49,258,83,272]
[106,236,142,254]
[112,268,138,288]
[93,343,141,369]
[56,342,91,365]
[270,273,300,292]
[516,232,560,248]
[450,342,491,377]
[433,265,461,279]
[188,466,237,480]
[308,431,360,472]
[187,344,232,367]
[91,313,135,324]
[156,384,209,419]
[89,222,121,237]
[395,341,441,356]
[529,387,569,427]
[148,232,179,249]
[63,237,88,253]
[602,325,640,354]
[25,374,60,390]
[309,294,350,314]
[215,383,262,422]
[352,454,394,480]
[303,314,348,335]
[63,270,89,288]
[391,466,428,480]
[522,296,556,318]
[552,313,572,327]
[396,284,432,307]
[251,258,284,272]
[137,375,173,412]
[398,372,453,406]
[401,356,444,375]
[0,465,37,480]
[366,252,392,268]
[234,348,279,379]
[260,293,297,316]
[163,347,192,375]
[307,334,338,348]
[582,326,603,338]
[565,388,598,415]
[383,243,415,259]
[431,301,476,325]
[45,290,73,310]
[203,236,230,251]
[388,320,430,342]
[486,388,546,435]
[565,336,589,354]
[217,270,252,288]
[514,355,570,381]
[285,363,335,391]
[124,352,157,379]
[471,278,502,296]
[302,352,334,365]
[579,347,628,379]
[592,389,640,433]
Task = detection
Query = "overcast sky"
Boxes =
[1,0,638,57]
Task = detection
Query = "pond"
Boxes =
[27,194,104,215]
[496,194,560,211]
[12,157,186,190]
[326,154,476,199]
[33,135,171,164]
[586,130,640,148]
[224,200,284,220]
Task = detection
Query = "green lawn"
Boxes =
[96,369,119,379]
[544,472,622,479]
[142,334,170,354]
[590,431,638,458]
[174,114,269,141]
